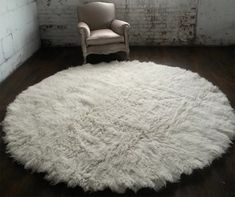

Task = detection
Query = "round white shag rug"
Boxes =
[3,60,235,193]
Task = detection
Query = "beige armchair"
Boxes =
[78,2,130,64]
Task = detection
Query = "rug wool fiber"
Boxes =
[3,61,235,193]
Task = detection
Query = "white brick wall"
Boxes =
[37,0,235,46]
[0,0,40,83]
[196,0,235,45]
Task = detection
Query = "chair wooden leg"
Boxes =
[83,55,87,64]
[126,51,130,60]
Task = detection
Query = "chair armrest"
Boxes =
[78,22,90,38]
[111,19,130,35]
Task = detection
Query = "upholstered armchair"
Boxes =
[78,2,130,64]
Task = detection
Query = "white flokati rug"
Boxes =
[3,60,235,193]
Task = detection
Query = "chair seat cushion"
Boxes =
[87,29,124,46]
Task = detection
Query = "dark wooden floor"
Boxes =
[0,46,235,197]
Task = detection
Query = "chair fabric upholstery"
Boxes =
[77,22,90,38]
[78,2,130,63]
[78,2,115,30]
[111,20,130,35]
[87,29,124,46]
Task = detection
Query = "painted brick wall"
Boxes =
[37,0,198,46]
[0,0,40,83]
[196,0,235,45]
[37,0,235,46]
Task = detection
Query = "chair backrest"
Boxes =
[78,2,115,30]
